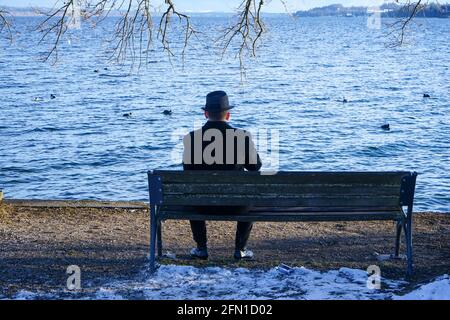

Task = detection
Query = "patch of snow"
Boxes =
[94,287,124,300]
[95,265,402,300]
[393,275,450,300]
[374,253,407,262]
[163,251,177,260]
[9,290,56,300]
[4,267,449,300]
[11,290,39,300]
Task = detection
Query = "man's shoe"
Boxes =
[190,247,208,260]
[234,249,254,260]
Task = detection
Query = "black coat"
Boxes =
[182,121,262,171]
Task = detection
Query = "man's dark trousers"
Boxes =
[189,206,253,250]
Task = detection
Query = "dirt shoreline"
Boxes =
[0,200,449,298]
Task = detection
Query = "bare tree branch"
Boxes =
[108,0,152,68]
[387,0,425,46]
[34,1,75,63]
[0,8,13,43]
[3,0,431,69]
[33,0,198,68]
[157,0,198,61]
[217,0,266,74]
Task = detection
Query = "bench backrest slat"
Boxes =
[148,170,416,208]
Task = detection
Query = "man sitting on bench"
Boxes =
[182,91,262,260]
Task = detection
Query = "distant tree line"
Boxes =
[295,3,450,18]
[384,2,450,18]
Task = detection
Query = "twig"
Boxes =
[157,0,198,60]
[35,1,75,63]
[217,0,266,79]
[0,8,14,43]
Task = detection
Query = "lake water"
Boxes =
[0,16,448,212]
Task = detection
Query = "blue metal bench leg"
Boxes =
[149,205,157,273]
[401,172,416,278]
[157,220,162,258]
[394,220,403,257]
[403,219,413,277]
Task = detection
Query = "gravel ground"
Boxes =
[0,200,449,298]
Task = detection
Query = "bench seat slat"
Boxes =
[155,170,410,185]
[161,194,401,207]
[159,210,404,222]
[164,184,401,196]
[160,205,403,213]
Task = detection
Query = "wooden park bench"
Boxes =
[147,170,417,276]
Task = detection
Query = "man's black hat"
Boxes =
[202,91,234,112]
